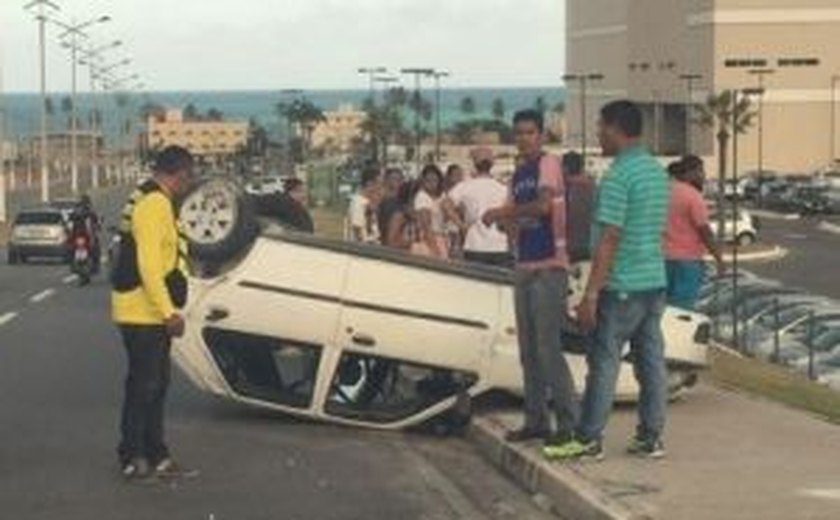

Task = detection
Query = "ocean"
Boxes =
[0,87,566,144]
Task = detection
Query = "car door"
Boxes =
[176,238,348,413]
[322,255,502,427]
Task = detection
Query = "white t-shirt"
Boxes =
[414,190,446,235]
[348,193,379,243]
[448,176,509,253]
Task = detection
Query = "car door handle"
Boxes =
[351,333,377,348]
[206,307,230,322]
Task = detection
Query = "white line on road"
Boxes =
[30,289,55,304]
[63,275,77,284]
[798,488,840,500]
[0,312,18,327]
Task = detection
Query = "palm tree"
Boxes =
[460,96,476,117]
[695,90,756,241]
[534,96,548,115]
[44,97,56,131]
[60,96,74,130]
[492,98,505,121]
[206,108,224,121]
[276,97,326,163]
[183,103,199,121]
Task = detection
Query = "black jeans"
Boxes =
[117,325,172,466]
[463,251,514,269]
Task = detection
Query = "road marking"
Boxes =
[784,233,809,240]
[63,275,78,284]
[30,289,55,304]
[0,312,18,327]
[798,488,840,500]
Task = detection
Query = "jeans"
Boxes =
[117,324,172,466]
[577,289,667,444]
[514,268,578,438]
[665,260,706,310]
[463,251,514,269]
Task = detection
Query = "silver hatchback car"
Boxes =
[7,208,70,264]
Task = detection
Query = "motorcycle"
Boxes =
[71,233,93,286]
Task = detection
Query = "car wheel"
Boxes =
[736,232,756,247]
[179,178,259,265]
[7,249,18,265]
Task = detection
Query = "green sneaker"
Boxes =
[543,439,604,461]
[626,437,666,459]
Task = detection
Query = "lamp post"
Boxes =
[831,75,840,166]
[54,15,112,195]
[561,73,604,175]
[678,73,703,154]
[432,70,450,163]
[371,75,400,165]
[77,40,122,189]
[400,68,435,169]
[357,67,388,105]
[748,69,775,208]
[24,0,61,203]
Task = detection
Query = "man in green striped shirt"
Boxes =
[545,100,669,462]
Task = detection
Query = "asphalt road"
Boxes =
[746,217,840,300]
[0,190,553,520]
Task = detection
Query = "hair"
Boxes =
[384,167,404,181]
[445,164,462,178]
[668,154,704,180]
[397,180,419,207]
[360,167,381,188]
[283,177,304,193]
[154,145,194,175]
[562,151,583,176]
[600,100,643,138]
[420,163,444,197]
[475,159,493,173]
[512,109,545,133]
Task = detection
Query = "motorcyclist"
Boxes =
[69,195,102,273]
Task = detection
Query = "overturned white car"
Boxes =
[173,180,709,431]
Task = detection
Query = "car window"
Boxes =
[203,328,321,409]
[15,212,63,225]
[324,352,477,424]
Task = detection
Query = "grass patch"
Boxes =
[709,346,840,424]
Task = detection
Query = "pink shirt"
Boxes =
[664,180,709,260]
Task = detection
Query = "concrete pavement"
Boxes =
[472,382,840,520]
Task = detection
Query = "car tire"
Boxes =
[7,249,18,265]
[737,232,756,247]
[179,178,259,265]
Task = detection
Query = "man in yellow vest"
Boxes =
[111,145,195,480]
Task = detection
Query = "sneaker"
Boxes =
[504,426,550,443]
[153,458,200,480]
[543,439,604,462]
[626,437,666,459]
[121,458,151,481]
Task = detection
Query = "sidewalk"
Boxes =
[470,383,840,520]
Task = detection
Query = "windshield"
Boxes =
[15,212,63,225]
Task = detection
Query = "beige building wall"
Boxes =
[147,110,248,158]
[566,0,840,175]
[310,104,366,153]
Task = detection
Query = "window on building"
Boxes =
[724,58,769,68]
[778,57,820,68]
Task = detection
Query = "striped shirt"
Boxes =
[595,145,668,292]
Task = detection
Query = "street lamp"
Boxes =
[370,75,400,165]
[748,69,775,208]
[431,71,450,163]
[561,73,604,175]
[400,68,435,169]
[54,15,112,195]
[357,67,388,105]
[831,75,840,166]
[24,0,61,203]
[678,73,703,154]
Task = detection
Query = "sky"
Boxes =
[1,0,566,93]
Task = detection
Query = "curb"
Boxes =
[468,415,652,520]
[817,221,840,235]
[749,209,800,221]
[706,245,787,263]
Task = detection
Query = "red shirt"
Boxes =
[664,180,709,260]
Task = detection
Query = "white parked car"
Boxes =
[173,180,710,431]
[708,208,759,246]
[244,176,286,197]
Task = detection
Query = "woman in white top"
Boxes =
[413,164,449,259]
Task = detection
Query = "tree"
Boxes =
[44,97,55,131]
[360,86,407,164]
[60,96,74,129]
[275,97,326,163]
[695,90,756,242]
[534,96,548,115]
[206,108,224,121]
[460,96,476,117]
[492,98,506,121]
[183,103,199,121]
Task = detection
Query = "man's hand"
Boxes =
[165,314,186,338]
[575,292,599,332]
[482,208,502,227]
[715,258,727,276]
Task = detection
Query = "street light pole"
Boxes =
[357,67,388,105]
[748,69,774,208]
[79,40,122,189]
[25,0,61,203]
[831,75,840,165]
[679,73,703,154]
[562,73,604,175]
[432,70,450,163]
[372,75,400,165]
[400,68,435,170]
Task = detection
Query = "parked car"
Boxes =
[714,294,828,345]
[48,198,79,224]
[169,179,711,431]
[7,208,71,264]
[755,312,840,361]
[708,208,759,246]
[746,304,840,357]
[245,176,287,197]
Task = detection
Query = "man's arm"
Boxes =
[133,195,177,321]
[699,224,725,273]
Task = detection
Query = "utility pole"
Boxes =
[357,67,388,105]
[831,75,840,166]
[679,73,703,154]
[25,0,61,203]
[432,70,450,163]
[401,68,435,170]
[748,68,775,208]
[562,73,604,175]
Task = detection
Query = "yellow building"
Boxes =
[146,109,248,158]
[566,1,840,175]
[310,104,366,153]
